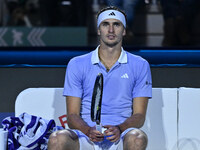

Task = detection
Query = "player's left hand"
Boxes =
[103,125,121,142]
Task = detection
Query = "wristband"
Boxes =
[115,125,122,134]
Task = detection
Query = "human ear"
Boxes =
[123,29,126,36]
[97,28,100,35]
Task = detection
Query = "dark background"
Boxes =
[1,66,200,113]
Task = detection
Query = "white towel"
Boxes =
[2,112,60,150]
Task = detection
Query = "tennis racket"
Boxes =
[91,73,103,132]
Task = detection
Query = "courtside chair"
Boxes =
[15,88,68,128]
[0,88,179,150]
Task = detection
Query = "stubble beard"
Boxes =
[101,37,123,48]
[105,41,119,47]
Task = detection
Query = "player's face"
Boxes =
[98,19,126,47]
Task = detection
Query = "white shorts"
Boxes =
[72,128,136,150]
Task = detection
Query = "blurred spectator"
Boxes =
[160,0,199,46]
[5,0,32,27]
[2,0,88,27]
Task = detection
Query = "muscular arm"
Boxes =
[118,97,149,132]
[66,96,104,141]
[66,96,90,135]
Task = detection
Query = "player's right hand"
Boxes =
[86,126,104,142]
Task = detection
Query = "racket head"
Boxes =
[91,73,103,124]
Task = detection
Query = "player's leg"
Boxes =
[123,129,148,150]
[48,129,79,150]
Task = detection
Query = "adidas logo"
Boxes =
[121,73,129,79]
[109,12,116,16]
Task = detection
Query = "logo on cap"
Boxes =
[109,12,116,16]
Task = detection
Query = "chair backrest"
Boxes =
[15,87,178,150]
[141,88,178,150]
[178,88,200,149]
[15,88,68,128]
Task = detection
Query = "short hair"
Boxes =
[96,6,127,23]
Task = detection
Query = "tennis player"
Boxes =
[48,6,152,150]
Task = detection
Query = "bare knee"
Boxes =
[123,129,148,150]
[48,131,58,146]
[48,129,79,150]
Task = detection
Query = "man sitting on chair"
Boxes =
[48,6,152,150]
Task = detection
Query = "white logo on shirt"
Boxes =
[121,73,129,79]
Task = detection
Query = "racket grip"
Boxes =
[96,123,102,133]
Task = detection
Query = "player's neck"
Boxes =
[98,45,121,72]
